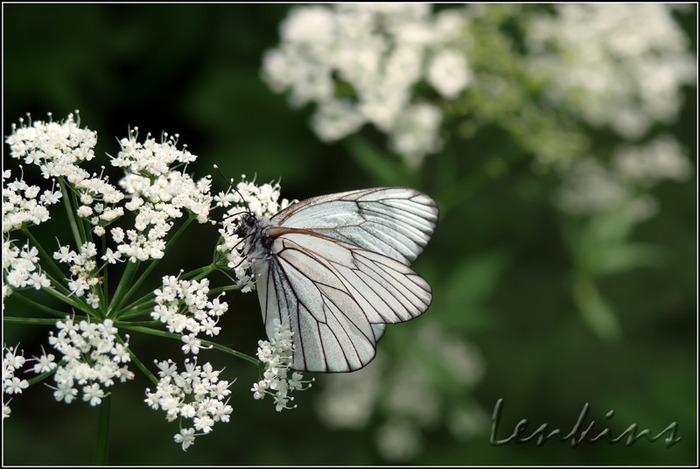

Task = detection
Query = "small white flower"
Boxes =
[32,352,57,374]
[251,320,313,411]
[174,428,196,451]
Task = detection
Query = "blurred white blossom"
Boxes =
[315,321,486,461]
[555,135,692,218]
[614,135,692,186]
[555,159,627,216]
[261,4,472,167]
[526,4,696,138]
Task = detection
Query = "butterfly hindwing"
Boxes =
[252,230,432,372]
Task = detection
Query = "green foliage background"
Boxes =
[2,4,696,465]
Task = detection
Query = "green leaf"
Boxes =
[572,276,622,342]
[595,242,667,276]
[436,251,508,333]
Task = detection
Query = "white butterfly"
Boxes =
[240,187,438,372]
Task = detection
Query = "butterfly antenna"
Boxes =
[213,164,252,215]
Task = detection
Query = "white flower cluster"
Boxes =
[111,130,213,262]
[4,113,126,239]
[555,135,692,218]
[144,358,233,451]
[251,320,312,412]
[613,136,692,187]
[2,169,62,233]
[73,174,125,237]
[215,176,291,292]
[53,241,104,307]
[3,240,50,299]
[2,345,30,419]
[5,112,97,181]
[261,4,472,166]
[526,4,696,139]
[151,275,227,355]
[47,317,134,406]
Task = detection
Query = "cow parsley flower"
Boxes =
[3,239,50,299]
[3,345,30,419]
[2,169,62,233]
[151,275,227,355]
[145,358,233,450]
[52,241,100,299]
[5,111,97,182]
[251,320,313,411]
[110,129,213,262]
[47,317,134,406]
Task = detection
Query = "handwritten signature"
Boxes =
[490,398,681,448]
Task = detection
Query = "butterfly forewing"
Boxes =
[270,187,438,264]
[247,187,438,372]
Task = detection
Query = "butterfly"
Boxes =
[240,187,438,372]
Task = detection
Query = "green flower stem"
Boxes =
[116,334,158,385]
[3,316,63,326]
[180,264,216,281]
[115,320,162,327]
[119,264,217,320]
[21,227,68,286]
[207,284,243,296]
[4,292,67,318]
[111,216,196,319]
[27,365,60,386]
[212,267,239,285]
[42,287,97,318]
[58,177,85,247]
[107,260,139,317]
[66,177,90,244]
[100,235,109,312]
[119,324,260,367]
[118,300,157,320]
[95,393,111,465]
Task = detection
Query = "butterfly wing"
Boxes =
[270,187,438,264]
[252,229,432,372]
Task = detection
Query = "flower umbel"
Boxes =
[145,358,233,450]
[47,317,134,405]
[151,274,227,355]
[251,320,313,411]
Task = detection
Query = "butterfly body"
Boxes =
[241,187,438,372]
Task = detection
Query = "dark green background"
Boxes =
[3,4,697,466]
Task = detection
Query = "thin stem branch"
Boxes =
[119,324,260,367]
[58,178,83,247]
[94,394,111,465]
[9,292,70,318]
